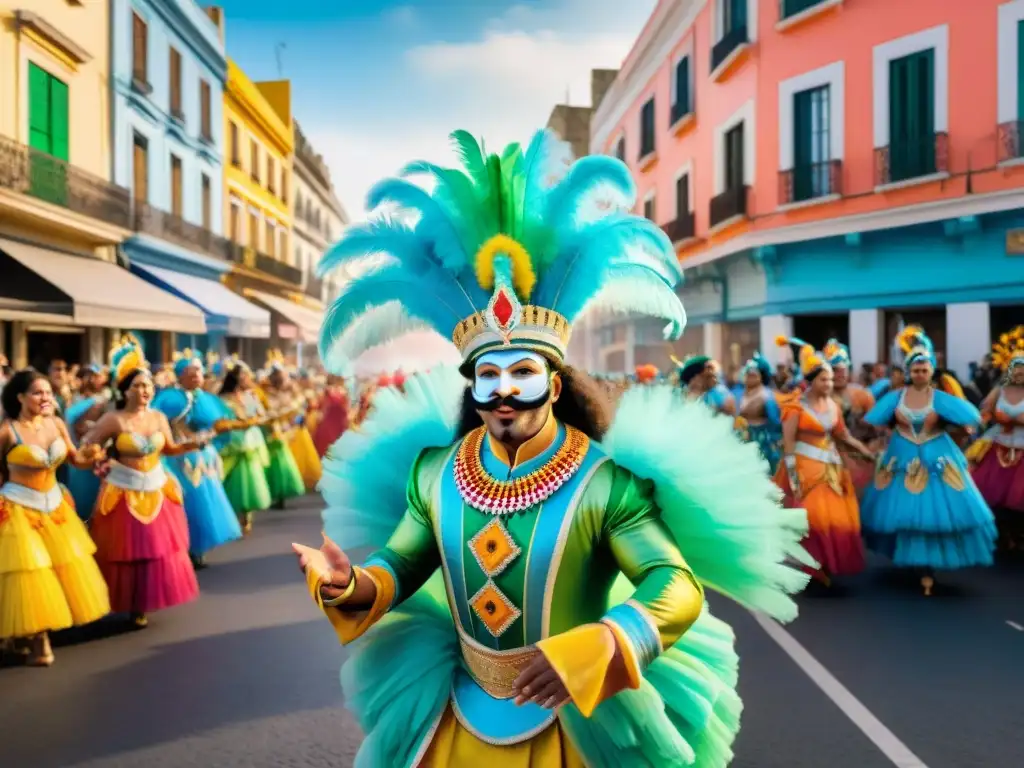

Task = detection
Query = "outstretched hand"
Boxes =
[292,533,352,600]
[511,653,571,710]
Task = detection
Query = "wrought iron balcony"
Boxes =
[224,243,302,285]
[133,202,231,260]
[873,132,949,186]
[0,134,131,229]
[662,213,696,244]
[709,185,748,228]
[711,24,748,73]
[778,160,842,205]
[779,0,830,20]
[997,121,1024,163]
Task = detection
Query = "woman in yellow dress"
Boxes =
[0,369,110,666]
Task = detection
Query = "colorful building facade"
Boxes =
[0,1,204,369]
[589,0,1024,378]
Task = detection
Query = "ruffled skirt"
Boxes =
[222,448,273,516]
[969,440,1024,511]
[90,480,199,613]
[265,437,306,503]
[0,488,110,638]
[288,426,323,491]
[164,447,242,556]
[861,432,997,569]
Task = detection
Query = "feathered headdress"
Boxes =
[775,335,826,378]
[992,326,1024,373]
[172,348,204,378]
[823,338,850,368]
[896,325,934,370]
[317,129,685,374]
[109,334,149,387]
[265,348,286,372]
[671,354,712,385]
[741,351,773,382]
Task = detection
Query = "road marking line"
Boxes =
[1007,621,1024,632]
[751,611,930,768]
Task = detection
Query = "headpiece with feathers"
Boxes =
[109,334,149,388]
[671,354,713,385]
[823,339,850,368]
[634,364,659,384]
[741,352,773,383]
[896,325,935,370]
[775,335,826,379]
[172,348,204,378]
[992,325,1024,373]
[317,129,685,375]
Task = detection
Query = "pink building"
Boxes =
[586,0,1024,380]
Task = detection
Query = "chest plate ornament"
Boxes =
[454,425,589,515]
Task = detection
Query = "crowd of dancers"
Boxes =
[599,324,1024,596]
[0,340,393,666]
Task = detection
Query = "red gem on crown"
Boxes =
[492,289,514,328]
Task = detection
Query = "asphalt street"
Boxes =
[1,494,1021,768]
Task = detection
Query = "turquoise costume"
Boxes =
[308,129,812,766]
[735,354,782,474]
[861,328,997,570]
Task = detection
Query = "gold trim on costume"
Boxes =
[903,459,928,495]
[458,634,539,699]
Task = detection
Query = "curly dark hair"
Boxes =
[1,368,47,420]
[455,361,612,441]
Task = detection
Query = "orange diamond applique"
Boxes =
[468,518,521,577]
[470,581,521,638]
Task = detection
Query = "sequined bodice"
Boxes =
[6,439,67,470]
[114,431,165,457]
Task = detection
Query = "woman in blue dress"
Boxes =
[735,352,782,473]
[153,350,243,567]
[861,326,997,595]
[64,391,111,519]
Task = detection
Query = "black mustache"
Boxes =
[474,391,550,411]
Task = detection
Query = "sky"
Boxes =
[215,0,657,222]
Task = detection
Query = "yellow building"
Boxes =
[0,2,203,369]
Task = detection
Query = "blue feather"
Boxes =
[318,219,430,277]
[320,302,430,373]
[552,263,678,325]
[398,160,486,253]
[582,271,687,340]
[365,178,468,271]
[519,130,572,223]
[543,156,636,242]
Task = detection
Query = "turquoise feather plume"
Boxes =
[318,128,686,372]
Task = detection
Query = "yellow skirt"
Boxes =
[420,707,584,767]
[287,426,322,491]
[0,490,111,638]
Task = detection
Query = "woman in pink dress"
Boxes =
[313,375,351,458]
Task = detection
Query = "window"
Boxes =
[675,173,690,218]
[170,155,183,216]
[671,56,692,125]
[229,122,239,166]
[200,80,212,140]
[250,141,259,182]
[132,132,148,203]
[169,48,183,118]
[28,63,69,161]
[724,123,744,191]
[229,202,240,242]
[793,85,831,200]
[639,98,655,159]
[643,194,656,221]
[614,137,625,161]
[889,49,935,181]
[280,169,287,202]
[719,0,747,38]
[295,189,303,211]
[268,157,276,194]
[248,211,259,248]
[265,221,276,257]
[201,174,211,229]
[132,12,148,84]
[278,229,287,259]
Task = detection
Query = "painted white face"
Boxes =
[472,350,550,406]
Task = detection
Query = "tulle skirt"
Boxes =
[164,446,242,556]
[861,432,997,570]
[222,448,273,516]
[0,487,110,638]
[287,426,322,491]
[90,480,199,614]
[265,437,306,503]
[969,440,1024,511]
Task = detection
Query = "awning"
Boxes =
[247,289,323,343]
[0,238,206,333]
[132,264,271,339]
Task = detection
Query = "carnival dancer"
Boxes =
[673,354,736,416]
[217,359,272,532]
[969,327,1024,550]
[292,128,811,766]
[153,350,242,568]
[272,364,322,492]
[313,374,351,457]
[825,340,877,496]
[63,390,111,520]
[735,353,782,474]
[82,337,201,627]
[260,353,307,506]
[775,336,874,587]
[861,326,996,595]
[0,369,110,666]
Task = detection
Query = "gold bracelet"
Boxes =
[322,569,358,607]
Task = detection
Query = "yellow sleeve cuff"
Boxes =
[307,564,396,645]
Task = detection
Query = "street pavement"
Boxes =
[1,494,1021,768]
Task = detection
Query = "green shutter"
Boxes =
[678,57,690,113]
[889,50,934,182]
[49,77,69,161]
[28,62,51,153]
[1018,21,1024,121]
[793,90,811,201]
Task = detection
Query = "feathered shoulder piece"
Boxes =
[895,325,934,369]
[992,325,1024,372]
[109,334,148,386]
[317,129,685,373]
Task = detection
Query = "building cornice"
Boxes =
[226,60,293,155]
[15,11,92,70]
[143,0,226,82]
[591,0,707,153]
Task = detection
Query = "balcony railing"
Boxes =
[997,120,1024,163]
[709,185,748,228]
[224,243,302,285]
[670,100,693,127]
[662,213,696,244]
[711,24,748,73]
[778,160,842,205]
[305,275,324,299]
[0,134,131,229]
[133,202,231,260]
[779,0,829,20]
[874,132,948,186]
